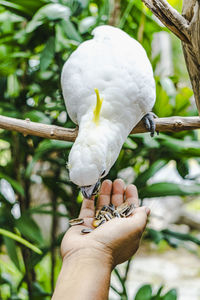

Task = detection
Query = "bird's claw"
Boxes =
[142,112,158,137]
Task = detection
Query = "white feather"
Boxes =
[61,25,156,186]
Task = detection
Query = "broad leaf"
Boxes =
[40,37,55,71]
[60,19,82,42]
[140,182,200,198]
[26,3,71,33]
[163,289,177,300]
[79,16,97,34]
[134,284,152,300]
[176,159,189,178]
[15,213,43,245]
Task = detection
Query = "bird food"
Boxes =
[69,201,135,234]
[69,218,84,226]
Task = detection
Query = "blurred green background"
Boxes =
[0,0,199,299]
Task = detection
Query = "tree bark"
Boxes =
[142,0,200,115]
[182,1,200,113]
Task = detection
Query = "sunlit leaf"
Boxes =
[0,172,24,196]
[24,110,51,124]
[4,237,21,271]
[124,137,137,150]
[79,16,96,34]
[26,3,71,33]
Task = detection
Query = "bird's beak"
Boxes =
[81,179,101,199]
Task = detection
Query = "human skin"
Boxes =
[52,179,150,300]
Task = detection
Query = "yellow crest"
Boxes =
[93,88,103,125]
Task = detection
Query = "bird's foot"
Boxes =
[142,112,158,137]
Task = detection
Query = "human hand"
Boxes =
[61,179,150,268]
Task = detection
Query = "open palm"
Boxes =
[61,179,150,267]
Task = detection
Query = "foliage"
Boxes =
[0,0,199,299]
[134,284,177,300]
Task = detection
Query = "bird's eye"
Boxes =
[100,170,106,177]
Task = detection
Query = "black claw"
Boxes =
[142,113,157,137]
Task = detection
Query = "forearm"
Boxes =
[52,249,112,300]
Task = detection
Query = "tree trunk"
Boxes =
[182,0,200,113]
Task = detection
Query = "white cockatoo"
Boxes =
[61,25,156,198]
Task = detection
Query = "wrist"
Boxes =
[62,247,113,271]
[53,248,113,300]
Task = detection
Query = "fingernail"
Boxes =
[145,207,150,215]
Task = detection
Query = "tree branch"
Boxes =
[142,0,190,43]
[109,0,121,26]
[0,115,199,142]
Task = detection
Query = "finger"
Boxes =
[96,180,112,210]
[79,197,95,218]
[111,179,125,207]
[125,184,139,207]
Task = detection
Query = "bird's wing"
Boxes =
[61,26,155,133]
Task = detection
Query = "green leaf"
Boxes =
[158,135,200,157]
[0,173,24,196]
[160,78,176,103]
[163,289,177,300]
[0,228,42,254]
[0,0,45,17]
[26,3,71,33]
[40,37,55,71]
[146,228,164,244]
[79,16,96,34]
[15,213,43,245]
[25,139,72,177]
[124,137,137,150]
[139,182,200,198]
[162,229,200,246]
[32,282,51,299]
[60,19,82,42]
[0,0,32,16]
[135,159,167,187]
[154,82,173,117]
[176,159,189,178]
[4,236,21,270]
[135,284,152,300]
[7,74,20,98]
[24,110,51,124]
[174,87,193,115]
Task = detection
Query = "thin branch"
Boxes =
[0,115,200,142]
[109,0,121,26]
[142,0,190,43]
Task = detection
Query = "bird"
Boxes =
[61,25,156,199]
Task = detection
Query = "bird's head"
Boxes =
[68,142,107,198]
